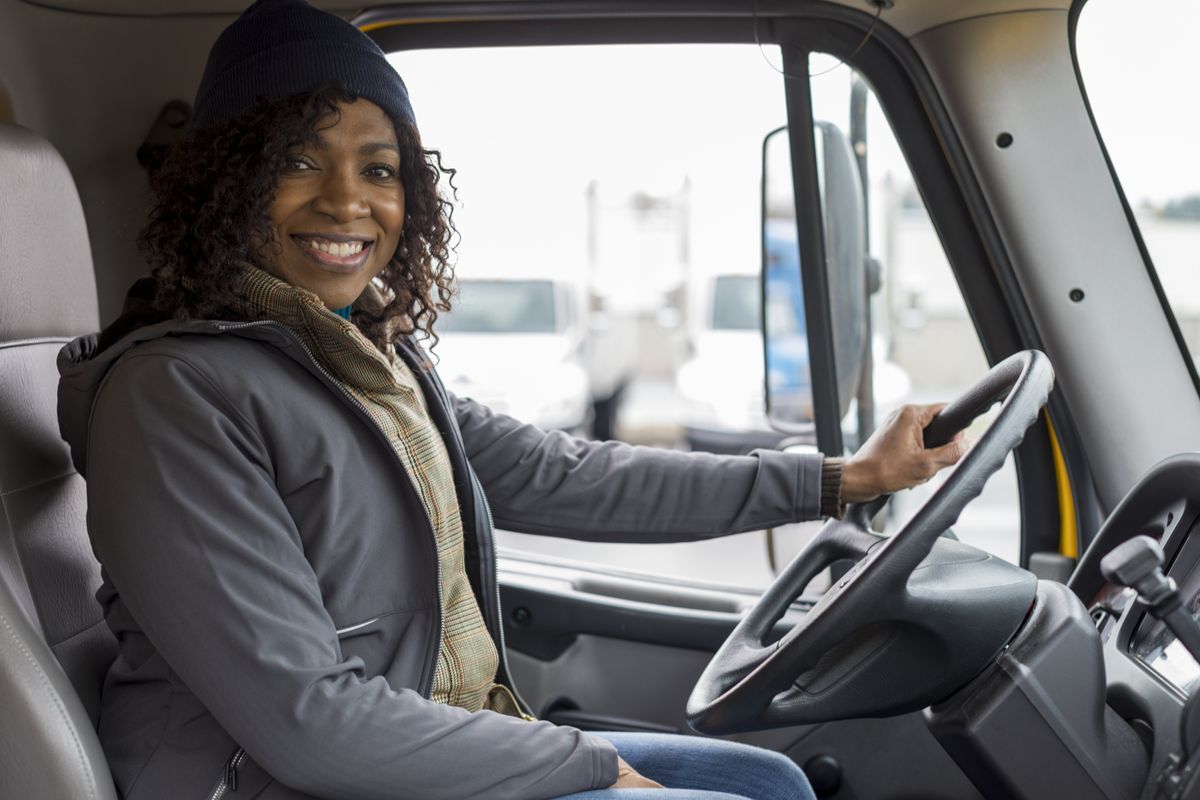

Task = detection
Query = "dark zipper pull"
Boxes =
[224,755,240,792]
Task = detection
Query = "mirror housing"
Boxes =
[761,122,869,434]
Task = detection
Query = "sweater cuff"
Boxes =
[820,456,846,519]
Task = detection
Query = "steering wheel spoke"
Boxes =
[743,520,881,638]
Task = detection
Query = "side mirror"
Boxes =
[761,123,869,433]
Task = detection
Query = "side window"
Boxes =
[392,44,1020,587]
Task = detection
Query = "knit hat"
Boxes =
[192,0,415,129]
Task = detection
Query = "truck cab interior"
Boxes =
[3,0,1199,798]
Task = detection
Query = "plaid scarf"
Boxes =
[237,266,499,712]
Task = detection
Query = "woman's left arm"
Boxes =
[453,394,823,542]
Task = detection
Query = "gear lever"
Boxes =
[1102,535,1200,799]
[1100,536,1200,664]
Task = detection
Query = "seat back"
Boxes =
[0,122,118,799]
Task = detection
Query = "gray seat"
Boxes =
[0,122,118,799]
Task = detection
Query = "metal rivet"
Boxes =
[1069,288,1085,303]
[996,132,1014,149]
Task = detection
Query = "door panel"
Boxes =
[499,553,814,659]
[500,560,983,799]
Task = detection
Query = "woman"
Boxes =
[57,1,968,798]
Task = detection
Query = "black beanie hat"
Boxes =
[192,0,415,129]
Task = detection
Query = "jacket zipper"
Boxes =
[472,474,516,689]
[207,747,247,800]
[335,615,382,637]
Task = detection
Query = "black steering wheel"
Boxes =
[687,350,1054,734]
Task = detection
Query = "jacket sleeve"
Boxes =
[85,353,618,800]
[452,393,825,541]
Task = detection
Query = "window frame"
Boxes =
[362,0,1091,568]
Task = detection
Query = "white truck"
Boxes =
[435,262,636,438]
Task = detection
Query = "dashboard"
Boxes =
[1066,458,1200,796]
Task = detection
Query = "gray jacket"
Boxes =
[57,317,825,800]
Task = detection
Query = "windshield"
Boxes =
[439,280,558,333]
[1075,0,1200,371]
[710,275,760,330]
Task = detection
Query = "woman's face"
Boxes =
[261,98,405,309]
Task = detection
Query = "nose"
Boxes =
[310,166,370,223]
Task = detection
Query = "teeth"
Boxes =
[305,239,365,257]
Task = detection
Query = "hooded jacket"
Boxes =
[56,295,825,800]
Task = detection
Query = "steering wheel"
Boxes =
[687,350,1054,734]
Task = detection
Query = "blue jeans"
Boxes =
[556,732,817,800]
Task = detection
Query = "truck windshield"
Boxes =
[1075,0,1200,371]
[439,280,558,333]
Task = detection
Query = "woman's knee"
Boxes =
[707,740,810,789]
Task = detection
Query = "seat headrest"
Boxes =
[0,123,99,341]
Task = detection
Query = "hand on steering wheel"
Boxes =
[687,351,1053,734]
[842,403,972,504]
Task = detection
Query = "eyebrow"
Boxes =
[311,136,400,157]
[358,141,400,157]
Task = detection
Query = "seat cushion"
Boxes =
[0,564,116,800]
[0,339,116,721]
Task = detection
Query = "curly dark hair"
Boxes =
[140,81,457,352]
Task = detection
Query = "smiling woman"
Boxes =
[50,1,965,799]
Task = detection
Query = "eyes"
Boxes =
[283,155,313,172]
[283,155,399,181]
[363,164,399,180]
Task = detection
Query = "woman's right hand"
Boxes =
[611,756,664,789]
[841,403,970,503]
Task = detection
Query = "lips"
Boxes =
[291,234,374,273]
